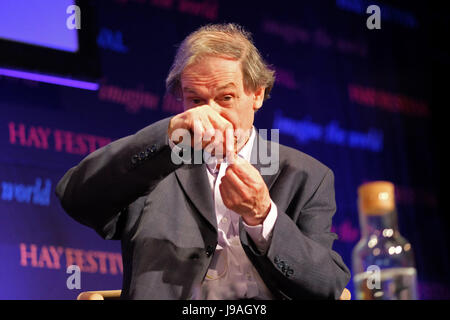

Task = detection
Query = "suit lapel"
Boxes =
[175,162,217,231]
[250,130,281,190]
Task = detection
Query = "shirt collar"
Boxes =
[237,126,256,162]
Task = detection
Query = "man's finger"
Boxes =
[203,124,215,142]
[228,157,259,185]
[192,119,204,150]
[219,176,245,209]
[201,117,216,150]
[207,110,234,133]
[222,165,247,194]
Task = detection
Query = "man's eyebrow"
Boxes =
[217,82,237,91]
[182,83,237,95]
[182,87,198,94]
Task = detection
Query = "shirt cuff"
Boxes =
[242,200,278,254]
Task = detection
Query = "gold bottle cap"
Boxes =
[358,181,395,215]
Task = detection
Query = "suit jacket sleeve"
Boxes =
[55,117,180,240]
[240,167,351,300]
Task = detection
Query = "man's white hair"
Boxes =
[165,23,275,101]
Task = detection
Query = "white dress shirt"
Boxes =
[186,127,278,300]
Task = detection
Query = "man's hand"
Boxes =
[219,155,271,226]
[168,105,236,157]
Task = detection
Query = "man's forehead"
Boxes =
[181,56,243,89]
[183,82,238,93]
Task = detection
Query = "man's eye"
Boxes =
[192,98,202,104]
[222,95,233,101]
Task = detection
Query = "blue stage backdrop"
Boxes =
[1,0,448,299]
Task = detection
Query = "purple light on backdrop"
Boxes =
[0,68,99,91]
[0,0,78,53]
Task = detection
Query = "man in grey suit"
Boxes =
[56,23,350,300]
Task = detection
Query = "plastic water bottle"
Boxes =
[352,181,418,300]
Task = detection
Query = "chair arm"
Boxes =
[76,289,350,300]
[77,290,122,300]
[339,288,351,300]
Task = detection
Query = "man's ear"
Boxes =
[253,87,265,111]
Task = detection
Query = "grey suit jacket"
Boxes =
[55,117,351,300]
